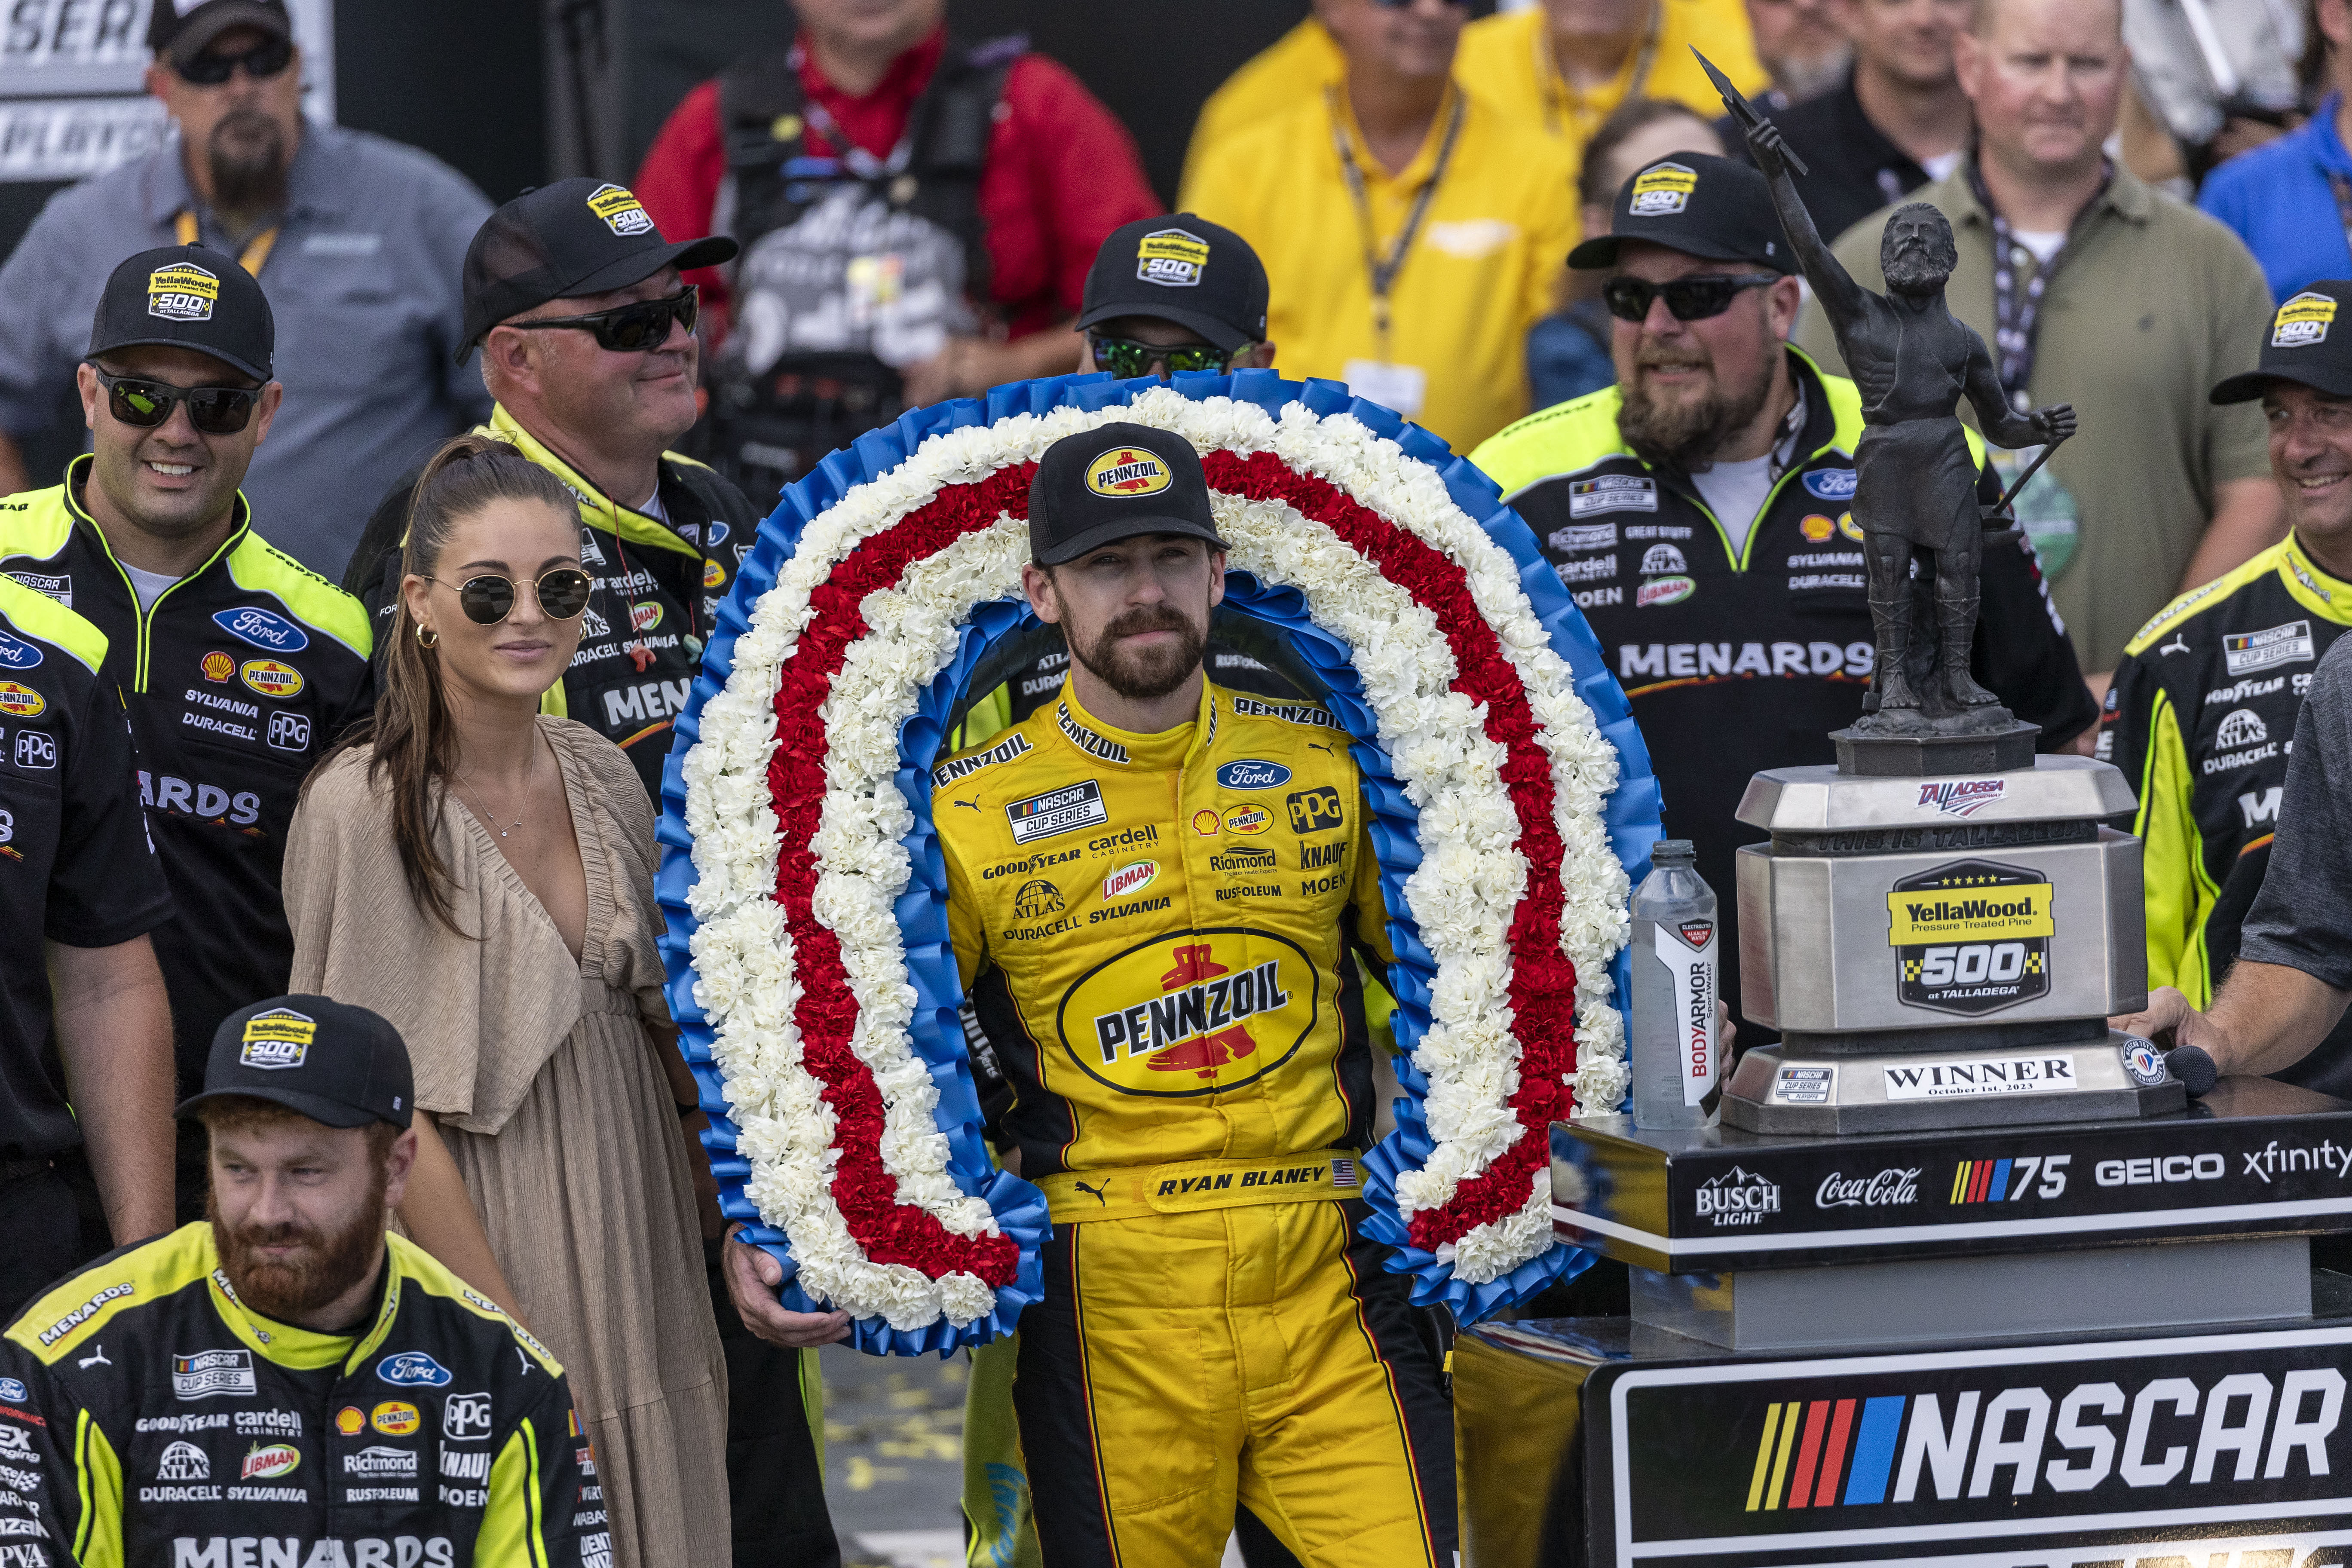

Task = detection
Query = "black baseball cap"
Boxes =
[1568,153,1795,274]
[178,995,415,1130]
[148,0,291,67]
[459,177,739,360]
[2212,282,2352,404]
[1029,423,1227,566]
[1075,216,1269,352]
[88,244,274,383]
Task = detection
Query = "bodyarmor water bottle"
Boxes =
[1631,839,1720,1128]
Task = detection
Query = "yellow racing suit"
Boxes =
[937,679,1452,1567]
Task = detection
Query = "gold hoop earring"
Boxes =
[415,623,439,649]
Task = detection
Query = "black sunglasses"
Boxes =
[88,365,262,435]
[1090,335,1234,379]
[177,35,296,86]
[433,569,594,626]
[508,288,699,354]
[1602,273,1782,323]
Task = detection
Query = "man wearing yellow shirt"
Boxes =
[1457,0,1770,148]
[1182,18,1345,194]
[1181,0,1579,455]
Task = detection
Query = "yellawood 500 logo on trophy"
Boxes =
[1886,859,2054,1017]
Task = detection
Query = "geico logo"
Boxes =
[137,773,260,825]
[2097,1154,2224,1186]
[1743,1367,2350,1509]
[1915,943,2031,986]
[168,1540,456,1568]
[1619,641,1874,680]
[599,679,689,729]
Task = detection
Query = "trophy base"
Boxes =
[1721,1033,2186,1135]
[1831,719,2039,777]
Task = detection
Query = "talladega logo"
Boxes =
[1917,778,2005,817]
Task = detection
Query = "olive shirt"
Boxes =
[1793,158,2275,673]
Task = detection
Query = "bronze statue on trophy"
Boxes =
[1698,50,2075,738]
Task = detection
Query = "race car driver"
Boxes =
[0,245,373,1220]
[1472,153,2097,1044]
[928,424,1451,1565]
[0,994,586,1566]
[2105,281,2352,1096]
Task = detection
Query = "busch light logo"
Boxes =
[213,607,308,653]
[376,1352,452,1387]
[1695,1166,1780,1226]
[1215,760,1292,791]
[0,633,40,670]
[1917,778,2004,817]
[1802,469,1860,501]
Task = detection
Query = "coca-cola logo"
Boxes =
[1814,1167,1922,1210]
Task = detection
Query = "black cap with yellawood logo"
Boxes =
[179,995,414,1130]
[2211,280,2352,404]
[88,244,275,383]
[1028,423,1228,566]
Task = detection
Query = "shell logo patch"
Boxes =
[202,650,234,683]
[1838,511,1865,543]
[240,659,303,700]
[239,1007,313,1070]
[586,183,654,236]
[1102,860,1158,901]
[0,683,43,718]
[1629,162,1698,216]
[1222,804,1271,835]
[2275,291,2337,348]
[371,1401,420,1436]
[1191,808,1222,837]
[334,1406,365,1437]
[148,262,219,322]
[1087,447,1173,498]
[1136,228,1209,288]
[1800,514,1835,543]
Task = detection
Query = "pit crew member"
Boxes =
[0,995,585,1566]
[0,246,372,1221]
[1472,153,2096,1044]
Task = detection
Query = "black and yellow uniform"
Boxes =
[2105,534,2352,1094]
[0,1223,587,1567]
[343,405,758,800]
[935,680,1452,1567]
[0,460,373,1104]
[1472,349,2097,1041]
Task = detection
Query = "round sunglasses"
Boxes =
[88,365,262,435]
[1602,273,1782,324]
[1090,335,1234,379]
[507,288,699,354]
[433,568,594,626]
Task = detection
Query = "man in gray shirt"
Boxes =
[0,0,490,579]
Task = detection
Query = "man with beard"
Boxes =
[910,424,1452,1564]
[1473,153,2095,1047]
[0,0,491,577]
[0,995,587,1565]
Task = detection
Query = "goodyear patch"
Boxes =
[239,1007,314,1070]
[586,183,654,236]
[1087,446,1172,499]
[2275,291,2337,349]
[148,262,220,322]
[0,682,43,718]
[1629,162,1697,216]
[239,659,303,699]
[1136,227,1209,288]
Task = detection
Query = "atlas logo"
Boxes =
[2216,707,2269,748]
[1695,1166,1779,1225]
[1915,779,2003,817]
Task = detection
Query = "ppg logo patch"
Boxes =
[1135,227,1210,288]
[2274,291,2337,348]
[586,183,654,236]
[148,262,220,322]
[240,1007,314,1070]
[267,711,311,753]
[443,1391,494,1442]
[1629,162,1698,216]
[11,731,53,771]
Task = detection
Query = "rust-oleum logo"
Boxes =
[1057,931,1318,1098]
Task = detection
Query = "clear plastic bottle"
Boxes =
[1630,839,1720,1128]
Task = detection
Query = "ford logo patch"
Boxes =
[1801,469,1859,501]
[214,606,309,653]
[1215,760,1292,790]
[376,1351,452,1387]
[0,633,40,670]
[0,1378,24,1403]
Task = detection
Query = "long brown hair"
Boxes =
[308,434,579,934]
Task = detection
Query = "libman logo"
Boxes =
[1629,161,1697,215]
[1100,860,1157,901]
[240,1443,299,1480]
[1886,859,2053,1016]
[148,261,219,322]
[2275,290,2337,348]
[1061,931,1317,1097]
[585,182,654,236]
[1086,447,1171,498]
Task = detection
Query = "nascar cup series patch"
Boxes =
[2275,291,2337,348]
[239,1007,315,1070]
[1629,162,1697,216]
[148,262,220,322]
[586,182,654,237]
[1086,447,1172,498]
[1136,228,1209,288]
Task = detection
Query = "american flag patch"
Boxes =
[1331,1158,1358,1188]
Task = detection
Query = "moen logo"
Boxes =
[1887,860,2054,1017]
[1061,931,1317,1098]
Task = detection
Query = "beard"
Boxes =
[207,108,289,217]
[1884,246,1952,297]
[1618,341,1777,473]
[208,1166,388,1323]
[1069,601,1207,702]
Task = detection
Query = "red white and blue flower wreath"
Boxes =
[654,371,1663,1354]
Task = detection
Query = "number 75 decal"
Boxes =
[1948,1153,2069,1204]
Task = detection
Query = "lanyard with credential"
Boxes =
[1967,156,2107,413]
[1329,88,1466,361]
[174,209,279,278]
[1542,0,1660,144]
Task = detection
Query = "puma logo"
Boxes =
[1072,1179,1110,1207]
[77,1343,110,1369]
[2159,633,2191,657]
[952,797,982,812]
[1308,742,1334,755]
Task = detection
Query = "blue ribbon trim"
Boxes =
[654,369,1663,1349]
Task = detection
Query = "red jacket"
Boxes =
[634,28,1160,348]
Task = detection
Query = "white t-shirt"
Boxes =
[122,562,179,612]
[638,488,669,525]
[1918,149,1965,183]
[2010,229,2067,266]
[1691,455,1779,560]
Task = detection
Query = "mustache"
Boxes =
[1101,604,1191,638]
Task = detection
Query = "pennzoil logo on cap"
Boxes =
[585,183,654,237]
[1629,162,1698,216]
[2274,291,2337,348]
[147,262,219,323]
[239,1007,314,1070]
[1135,227,1210,288]
[1086,447,1172,498]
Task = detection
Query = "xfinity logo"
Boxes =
[1815,1168,1921,1210]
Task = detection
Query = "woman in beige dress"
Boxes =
[284,435,729,1568]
